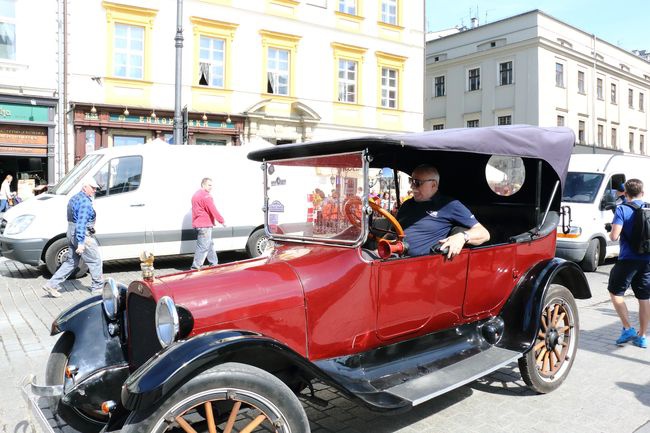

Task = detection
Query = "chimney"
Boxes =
[471,17,479,28]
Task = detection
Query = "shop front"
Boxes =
[71,103,244,163]
[0,96,57,199]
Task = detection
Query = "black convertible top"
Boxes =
[248,125,575,181]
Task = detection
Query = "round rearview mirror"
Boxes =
[486,155,525,196]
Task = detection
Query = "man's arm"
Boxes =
[609,224,622,241]
[205,195,225,226]
[438,222,490,259]
[74,199,93,251]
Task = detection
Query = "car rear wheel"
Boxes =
[579,239,600,272]
[45,332,106,432]
[44,238,88,278]
[518,284,579,393]
[122,362,310,433]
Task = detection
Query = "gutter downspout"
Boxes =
[63,0,69,172]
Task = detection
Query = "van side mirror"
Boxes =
[600,193,616,211]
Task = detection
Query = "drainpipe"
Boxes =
[173,0,184,145]
[63,0,69,172]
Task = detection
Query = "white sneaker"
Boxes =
[42,285,62,298]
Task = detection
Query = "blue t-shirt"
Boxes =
[397,194,478,256]
[612,199,650,261]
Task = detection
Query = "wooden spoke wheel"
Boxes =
[519,284,579,394]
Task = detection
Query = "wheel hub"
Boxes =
[546,328,559,350]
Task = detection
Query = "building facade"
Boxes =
[65,0,424,167]
[425,10,650,154]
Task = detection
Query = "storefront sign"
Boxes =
[106,113,236,129]
[0,145,47,155]
[0,125,48,145]
[0,103,49,122]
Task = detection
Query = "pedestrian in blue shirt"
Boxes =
[397,164,490,258]
[43,178,104,298]
[607,178,649,348]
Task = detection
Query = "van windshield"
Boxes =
[562,172,604,203]
[49,154,103,195]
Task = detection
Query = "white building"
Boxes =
[64,0,424,168]
[425,10,650,155]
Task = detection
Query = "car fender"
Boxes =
[121,330,325,412]
[498,258,590,353]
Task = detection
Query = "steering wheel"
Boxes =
[343,197,406,257]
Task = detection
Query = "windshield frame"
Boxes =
[49,154,103,195]
[262,151,369,248]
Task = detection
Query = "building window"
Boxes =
[113,135,146,146]
[641,134,645,154]
[432,124,444,130]
[198,36,225,87]
[611,127,617,149]
[338,58,357,103]
[113,24,144,79]
[557,115,565,127]
[267,47,289,95]
[467,119,479,128]
[578,71,585,94]
[611,83,617,104]
[497,115,512,125]
[338,0,356,15]
[555,63,564,88]
[380,67,397,108]
[468,67,480,91]
[629,132,635,153]
[598,124,604,146]
[597,78,603,100]
[380,0,397,25]
[640,92,645,112]
[629,89,634,109]
[499,61,512,85]
[434,75,445,97]
[578,120,585,144]
[0,0,16,60]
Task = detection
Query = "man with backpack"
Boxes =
[607,178,650,348]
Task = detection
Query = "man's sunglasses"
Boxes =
[409,177,436,188]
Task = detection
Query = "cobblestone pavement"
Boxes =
[1,253,649,433]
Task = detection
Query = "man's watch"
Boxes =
[463,231,470,244]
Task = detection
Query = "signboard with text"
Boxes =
[0,103,49,123]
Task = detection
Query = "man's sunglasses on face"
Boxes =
[409,177,436,188]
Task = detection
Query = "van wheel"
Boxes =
[579,239,600,272]
[519,284,579,394]
[246,229,271,258]
[45,238,88,278]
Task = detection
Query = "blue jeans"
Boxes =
[0,199,7,212]
[47,223,104,291]
[191,227,218,269]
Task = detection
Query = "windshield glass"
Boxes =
[562,172,604,203]
[50,154,103,195]
[266,152,365,245]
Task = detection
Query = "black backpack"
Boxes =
[623,202,650,254]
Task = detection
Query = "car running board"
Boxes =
[384,346,521,406]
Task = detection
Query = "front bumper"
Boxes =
[555,239,589,262]
[0,236,47,265]
[21,375,63,433]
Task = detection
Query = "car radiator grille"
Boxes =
[127,292,162,370]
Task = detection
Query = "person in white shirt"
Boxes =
[0,174,14,212]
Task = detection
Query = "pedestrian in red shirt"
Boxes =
[191,178,225,270]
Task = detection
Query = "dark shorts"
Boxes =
[607,260,650,300]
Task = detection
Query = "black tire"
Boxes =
[122,362,310,433]
[45,333,106,432]
[579,239,600,272]
[519,284,579,394]
[246,228,271,258]
[44,238,88,278]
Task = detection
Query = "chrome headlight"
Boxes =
[155,296,179,348]
[4,214,35,235]
[102,278,122,320]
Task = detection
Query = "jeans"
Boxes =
[48,223,104,291]
[191,227,218,269]
[0,199,7,212]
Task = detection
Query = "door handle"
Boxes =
[130,204,145,207]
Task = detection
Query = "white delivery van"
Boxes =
[556,153,650,271]
[0,140,269,275]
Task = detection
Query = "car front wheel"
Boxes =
[121,362,310,433]
[44,238,88,278]
[518,284,579,393]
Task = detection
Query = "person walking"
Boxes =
[607,178,650,348]
[0,174,13,212]
[42,178,104,298]
[191,177,225,270]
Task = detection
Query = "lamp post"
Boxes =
[173,0,184,145]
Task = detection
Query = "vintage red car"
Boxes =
[24,125,590,433]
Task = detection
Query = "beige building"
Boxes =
[65,0,424,167]
[425,10,650,154]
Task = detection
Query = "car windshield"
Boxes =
[562,172,604,203]
[265,152,365,245]
[49,154,103,195]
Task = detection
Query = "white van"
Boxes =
[0,141,269,275]
[556,153,650,271]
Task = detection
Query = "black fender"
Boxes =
[121,330,325,412]
[498,257,591,353]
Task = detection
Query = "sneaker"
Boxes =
[42,285,62,298]
[633,335,648,348]
[616,327,637,345]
